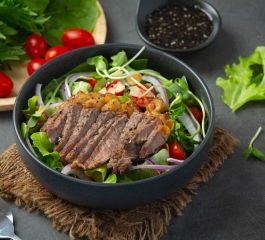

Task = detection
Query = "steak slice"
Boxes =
[65,111,114,164]
[83,115,128,170]
[108,114,163,174]
[59,107,100,162]
[54,103,83,152]
[139,129,166,158]
[107,111,144,174]
[40,103,72,144]
[135,116,162,144]
[119,111,144,145]
[71,117,116,169]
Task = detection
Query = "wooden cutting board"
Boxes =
[0,1,107,112]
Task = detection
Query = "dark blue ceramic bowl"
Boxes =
[13,43,214,209]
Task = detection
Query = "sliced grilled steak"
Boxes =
[135,116,162,144]
[59,107,99,162]
[139,129,165,158]
[83,115,128,170]
[65,111,114,164]
[108,114,163,174]
[107,111,144,174]
[119,111,144,145]
[54,103,83,152]
[40,103,72,144]
[71,117,116,169]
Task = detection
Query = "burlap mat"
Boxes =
[0,127,237,240]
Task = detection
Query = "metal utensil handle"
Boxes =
[0,216,22,240]
[7,233,22,240]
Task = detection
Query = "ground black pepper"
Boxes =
[145,2,214,50]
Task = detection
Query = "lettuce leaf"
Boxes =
[43,0,99,46]
[216,46,265,112]
[31,132,62,171]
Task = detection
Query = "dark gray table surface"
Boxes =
[1,0,265,239]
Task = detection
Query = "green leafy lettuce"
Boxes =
[31,132,63,171]
[216,46,265,112]
[43,0,99,46]
[0,0,99,70]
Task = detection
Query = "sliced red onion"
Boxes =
[167,158,185,165]
[178,111,202,144]
[25,131,37,157]
[64,72,92,99]
[142,75,169,107]
[46,102,63,110]
[35,84,44,107]
[61,164,92,181]
[145,158,163,174]
[62,83,70,101]
[127,164,175,171]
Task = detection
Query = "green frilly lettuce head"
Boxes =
[216,46,265,112]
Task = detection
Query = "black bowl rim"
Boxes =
[13,43,215,189]
[136,0,222,53]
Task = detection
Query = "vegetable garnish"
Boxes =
[243,126,265,160]
[21,47,208,183]
[216,46,265,112]
[0,0,99,70]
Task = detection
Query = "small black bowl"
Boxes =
[136,0,222,56]
[13,43,215,209]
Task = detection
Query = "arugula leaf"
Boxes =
[216,46,265,112]
[43,0,99,46]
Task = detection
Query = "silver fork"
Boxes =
[0,197,21,240]
[0,216,22,240]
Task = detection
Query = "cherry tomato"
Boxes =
[188,105,203,123]
[26,34,48,59]
[0,72,13,98]
[132,84,155,108]
[87,78,97,88]
[45,45,70,61]
[27,58,46,75]
[169,140,187,160]
[62,28,95,50]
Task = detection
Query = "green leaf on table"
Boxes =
[243,126,264,160]
[216,46,265,112]
[252,148,265,159]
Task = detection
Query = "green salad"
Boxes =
[21,46,207,183]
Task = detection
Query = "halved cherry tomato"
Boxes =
[45,45,70,61]
[88,78,97,88]
[132,84,155,108]
[188,105,203,123]
[99,80,125,96]
[27,58,46,75]
[62,28,95,50]
[0,72,13,98]
[26,34,48,59]
[169,140,187,160]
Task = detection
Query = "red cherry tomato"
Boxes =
[87,78,97,88]
[62,28,95,50]
[0,72,13,98]
[45,45,70,61]
[188,105,203,123]
[132,84,155,108]
[26,34,48,59]
[169,140,187,160]
[27,58,46,75]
